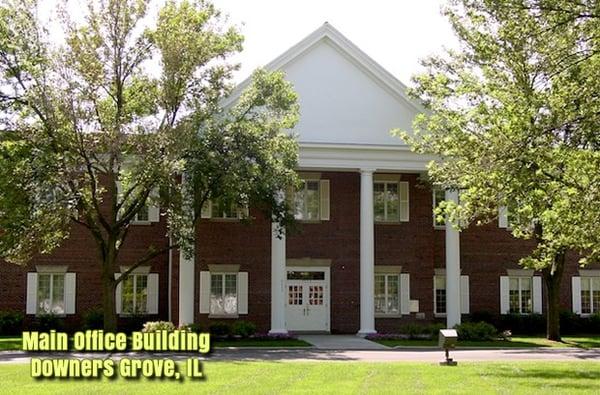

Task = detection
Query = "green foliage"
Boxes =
[0,311,24,335]
[454,321,498,341]
[208,321,231,337]
[232,320,257,338]
[32,314,64,332]
[399,323,445,339]
[180,323,204,333]
[141,321,176,333]
[498,314,546,335]
[82,308,104,330]
[0,0,299,331]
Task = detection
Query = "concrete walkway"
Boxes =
[1,347,599,364]
[298,335,388,350]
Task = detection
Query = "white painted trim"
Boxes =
[572,276,581,315]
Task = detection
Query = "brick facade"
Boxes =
[0,171,596,333]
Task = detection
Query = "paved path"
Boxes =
[1,347,599,364]
[298,335,388,350]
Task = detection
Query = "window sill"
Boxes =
[131,221,153,226]
[434,313,447,318]
[374,221,407,225]
[296,219,323,224]
[208,314,239,319]
[434,225,446,230]
[36,314,67,317]
[375,314,404,318]
[207,218,242,222]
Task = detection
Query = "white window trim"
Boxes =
[579,276,600,316]
[374,180,409,223]
[374,273,401,317]
[36,272,67,317]
[432,189,446,229]
[208,272,239,318]
[508,276,533,315]
[119,273,149,316]
[295,178,321,222]
[201,199,249,221]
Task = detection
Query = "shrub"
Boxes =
[118,314,147,334]
[0,311,24,335]
[559,310,582,335]
[180,323,204,333]
[455,321,497,341]
[82,308,104,330]
[498,313,545,335]
[466,311,496,325]
[398,323,445,339]
[33,314,64,332]
[232,321,257,338]
[141,321,176,333]
[209,322,231,338]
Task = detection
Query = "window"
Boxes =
[581,277,600,315]
[432,189,446,227]
[37,273,65,315]
[121,274,148,315]
[509,277,532,314]
[294,180,320,220]
[210,273,238,315]
[134,204,149,222]
[374,181,409,222]
[374,274,400,315]
[434,276,446,315]
[201,198,247,219]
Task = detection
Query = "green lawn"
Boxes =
[1,361,600,394]
[0,336,310,351]
[371,336,600,349]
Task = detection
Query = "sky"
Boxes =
[41,0,459,85]
[211,0,459,84]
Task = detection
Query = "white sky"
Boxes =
[42,0,458,85]
[211,0,459,84]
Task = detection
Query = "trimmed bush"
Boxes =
[141,321,176,333]
[498,313,545,335]
[455,321,497,341]
[209,322,231,337]
[82,308,104,330]
[0,311,24,335]
[33,314,64,332]
[180,323,204,333]
[232,321,257,338]
[398,323,445,340]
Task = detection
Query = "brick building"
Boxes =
[1,24,598,334]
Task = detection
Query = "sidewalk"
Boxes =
[1,347,599,364]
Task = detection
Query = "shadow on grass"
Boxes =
[486,365,600,391]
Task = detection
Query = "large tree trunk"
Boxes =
[101,252,118,332]
[542,251,565,341]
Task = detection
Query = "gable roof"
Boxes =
[223,22,424,114]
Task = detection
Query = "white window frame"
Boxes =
[36,273,66,316]
[432,189,446,228]
[373,180,409,223]
[509,276,533,315]
[580,276,600,315]
[209,272,239,316]
[433,275,447,316]
[120,273,148,315]
[201,199,248,220]
[294,179,321,221]
[374,273,400,316]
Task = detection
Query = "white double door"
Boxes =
[285,267,330,332]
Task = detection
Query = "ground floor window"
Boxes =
[37,273,65,315]
[121,274,148,315]
[434,276,446,315]
[581,277,600,315]
[210,273,238,315]
[374,273,399,315]
[509,277,532,314]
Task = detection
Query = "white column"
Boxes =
[269,221,288,334]
[358,168,376,336]
[445,189,461,328]
[178,248,195,326]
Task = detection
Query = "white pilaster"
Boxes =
[269,191,288,334]
[178,248,195,326]
[358,168,376,336]
[445,189,461,328]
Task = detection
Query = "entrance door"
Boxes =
[285,267,330,332]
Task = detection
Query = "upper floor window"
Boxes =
[432,189,446,227]
[134,204,149,222]
[581,277,600,315]
[374,180,409,222]
[294,180,321,220]
[201,198,248,220]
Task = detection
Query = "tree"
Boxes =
[401,0,600,340]
[0,0,299,331]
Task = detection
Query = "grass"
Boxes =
[371,336,600,349]
[1,361,600,394]
[0,336,310,351]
